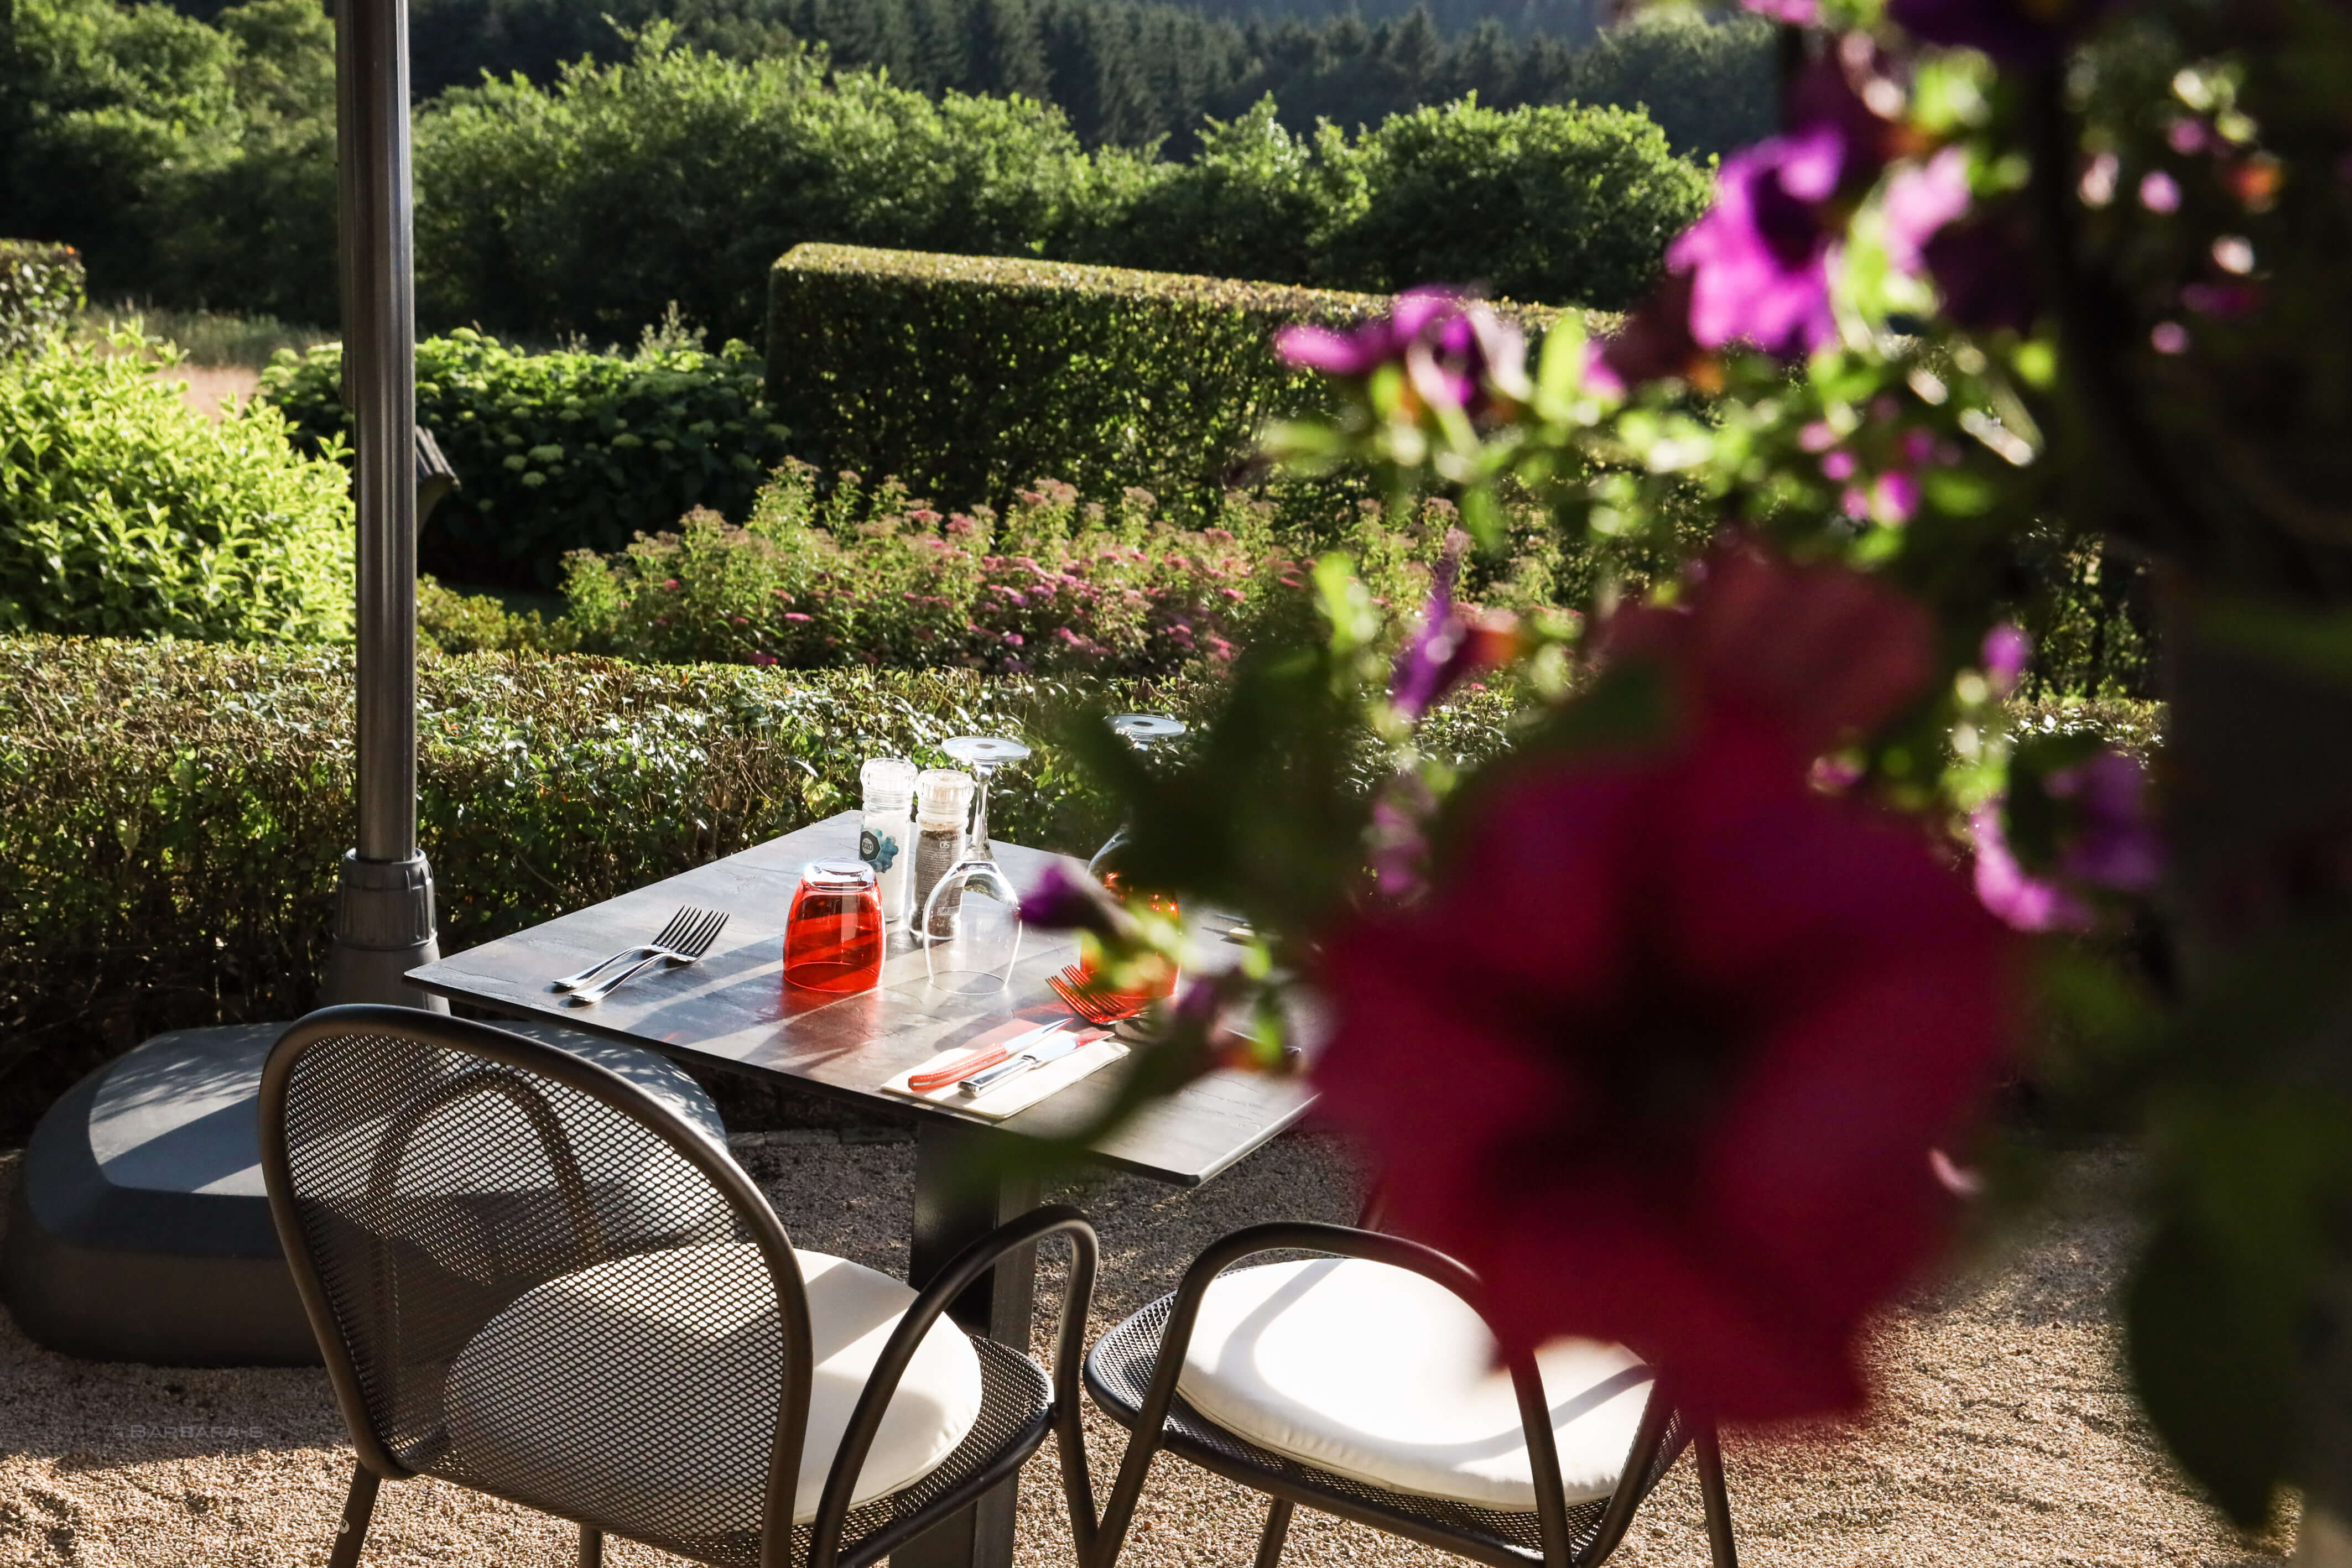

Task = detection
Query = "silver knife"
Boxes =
[959,1028,1093,1096]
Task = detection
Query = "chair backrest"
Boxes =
[260,1005,815,1564]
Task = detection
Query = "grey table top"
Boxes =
[409,811,1315,1186]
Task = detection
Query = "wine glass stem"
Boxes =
[970,763,993,861]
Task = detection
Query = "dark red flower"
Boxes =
[1921,205,2042,333]
[1601,546,1938,762]
[1313,551,2015,1420]
[1314,717,2020,1420]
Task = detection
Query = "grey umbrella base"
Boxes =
[1,1017,725,1366]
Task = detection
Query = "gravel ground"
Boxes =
[0,1135,2291,1566]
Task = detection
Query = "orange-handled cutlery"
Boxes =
[906,1023,1070,1094]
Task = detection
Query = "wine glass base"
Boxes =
[923,970,1014,996]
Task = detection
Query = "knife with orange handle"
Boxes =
[904,1022,1073,1095]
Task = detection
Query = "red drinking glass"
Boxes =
[783,859,885,992]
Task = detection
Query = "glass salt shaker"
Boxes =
[858,757,918,927]
[910,768,974,940]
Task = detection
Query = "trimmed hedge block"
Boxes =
[765,243,1565,510]
[0,243,86,359]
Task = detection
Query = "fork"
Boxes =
[565,909,730,1006]
[1047,967,1152,1025]
[551,907,720,992]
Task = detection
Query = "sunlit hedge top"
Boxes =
[766,242,1568,512]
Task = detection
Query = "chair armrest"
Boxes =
[807,1203,1100,1568]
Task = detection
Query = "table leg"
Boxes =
[899,1119,1043,1568]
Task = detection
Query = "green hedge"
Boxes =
[0,242,86,360]
[0,634,1521,1133]
[0,337,354,640]
[262,327,791,589]
[767,243,1566,510]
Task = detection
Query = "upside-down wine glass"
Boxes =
[1087,713,1188,884]
[922,734,1032,993]
[1084,713,1187,997]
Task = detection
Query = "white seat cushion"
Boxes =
[1174,1258,1652,1511]
[445,1243,983,1533]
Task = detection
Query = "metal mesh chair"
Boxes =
[261,1005,1099,1568]
[1082,1222,1737,1568]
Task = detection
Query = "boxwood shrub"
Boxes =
[766,242,1568,514]
[262,327,792,589]
[0,634,1528,1133]
[0,242,86,359]
[0,337,354,640]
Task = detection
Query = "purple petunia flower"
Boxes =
[1390,538,1468,720]
[1668,127,1849,360]
[1970,749,2160,931]
[2047,751,2162,892]
[1981,623,2030,694]
[1021,862,1125,936]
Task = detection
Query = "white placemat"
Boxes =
[881,1029,1128,1121]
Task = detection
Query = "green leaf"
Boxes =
[2127,1216,2298,1528]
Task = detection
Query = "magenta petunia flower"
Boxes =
[1315,710,2020,1421]
[1883,148,1975,275]
[1971,748,2161,930]
[1981,622,2031,694]
[1276,288,1530,419]
[1668,127,1849,360]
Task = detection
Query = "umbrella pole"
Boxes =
[322,0,445,1010]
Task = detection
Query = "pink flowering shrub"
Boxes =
[559,460,1564,676]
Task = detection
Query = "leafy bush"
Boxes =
[1324,97,1710,310]
[414,32,1104,345]
[15,0,1711,343]
[1067,100,1363,284]
[0,242,86,357]
[0,337,353,639]
[262,326,790,588]
[766,243,1564,509]
[567,465,1317,674]
[415,33,1694,343]
[417,575,554,654]
[0,0,340,319]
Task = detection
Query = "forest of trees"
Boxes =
[148,0,1772,157]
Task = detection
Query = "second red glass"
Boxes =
[783,859,885,992]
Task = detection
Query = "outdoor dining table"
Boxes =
[407,808,1315,1568]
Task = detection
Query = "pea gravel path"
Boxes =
[0,1135,2291,1566]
